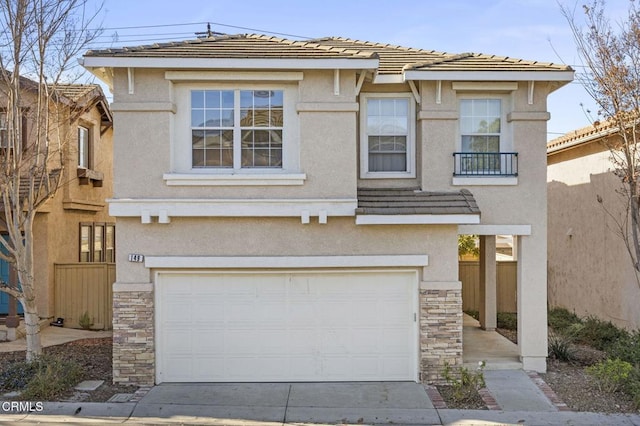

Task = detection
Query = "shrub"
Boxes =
[575,316,629,351]
[624,368,640,409]
[442,361,486,404]
[78,311,93,330]
[0,360,42,391]
[607,331,640,366]
[548,332,576,362]
[586,358,633,393]
[548,307,582,332]
[497,312,517,330]
[21,355,82,400]
[0,355,82,400]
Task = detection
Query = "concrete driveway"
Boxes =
[132,382,440,425]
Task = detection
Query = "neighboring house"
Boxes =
[0,82,115,329]
[82,34,572,385]
[548,122,640,330]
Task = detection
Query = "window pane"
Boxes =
[270,108,283,126]
[369,152,406,172]
[80,225,91,262]
[240,91,254,108]
[94,225,104,262]
[221,109,234,126]
[240,109,253,126]
[191,110,205,128]
[191,91,204,108]
[379,99,396,115]
[271,91,283,108]
[205,90,220,108]
[78,127,89,168]
[221,90,234,108]
[105,225,115,263]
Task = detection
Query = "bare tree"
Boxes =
[0,0,101,360]
[563,0,640,286]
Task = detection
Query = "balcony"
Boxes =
[453,152,518,177]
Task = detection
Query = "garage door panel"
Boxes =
[157,271,417,383]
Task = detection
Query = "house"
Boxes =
[548,122,640,330]
[0,82,115,331]
[82,34,573,385]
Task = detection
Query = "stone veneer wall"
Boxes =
[420,285,463,384]
[112,286,155,385]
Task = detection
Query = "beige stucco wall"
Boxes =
[108,65,560,373]
[115,217,459,285]
[36,102,115,318]
[548,141,640,330]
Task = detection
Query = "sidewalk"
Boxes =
[1,379,639,425]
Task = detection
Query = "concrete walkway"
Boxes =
[0,326,111,352]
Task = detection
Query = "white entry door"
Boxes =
[155,270,418,383]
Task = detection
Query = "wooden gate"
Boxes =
[460,261,517,313]
[54,263,115,330]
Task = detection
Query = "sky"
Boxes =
[80,0,633,141]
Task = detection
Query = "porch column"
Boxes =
[5,265,20,341]
[517,234,548,372]
[479,235,497,331]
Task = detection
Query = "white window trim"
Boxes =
[78,126,90,169]
[457,94,512,153]
[359,92,416,179]
[171,83,301,185]
[454,95,515,183]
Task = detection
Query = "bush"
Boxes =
[0,355,82,400]
[624,368,640,409]
[497,312,517,330]
[607,331,640,367]
[78,311,93,330]
[442,361,486,404]
[548,332,576,362]
[548,307,582,332]
[575,316,629,351]
[586,358,634,393]
[0,360,42,391]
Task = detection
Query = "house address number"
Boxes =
[128,254,145,263]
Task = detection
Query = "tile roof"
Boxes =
[309,37,450,75]
[84,33,571,75]
[406,52,571,73]
[356,188,480,215]
[546,116,637,153]
[85,34,377,60]
[51,84,101,102]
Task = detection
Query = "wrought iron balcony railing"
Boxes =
[453,152,518,177]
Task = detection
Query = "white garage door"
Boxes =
[155,270,418,383]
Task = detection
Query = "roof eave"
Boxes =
[81,56,380,70]
[403,70,575,82]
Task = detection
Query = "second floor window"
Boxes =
[460,99,501,153]
[191,89,283,169]
[458,99,504,174]
[360,93,415,179]
[78,126,90,168]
